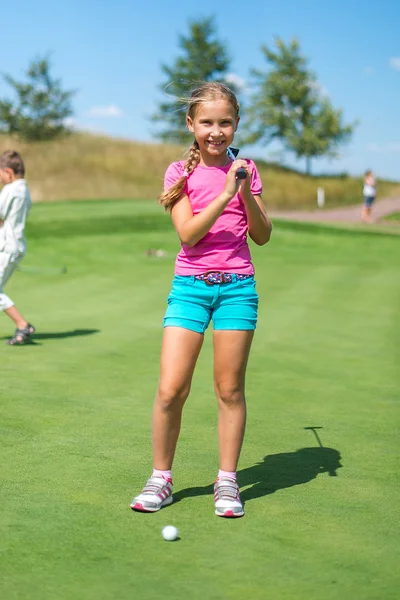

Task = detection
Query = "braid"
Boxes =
[158,141,201,212]
[184,141,201,176]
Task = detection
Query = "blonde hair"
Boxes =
[159,82,240,212]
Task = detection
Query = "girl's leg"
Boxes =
[213,330,254,471]
[131,326,204,512]
[152,326,204,470]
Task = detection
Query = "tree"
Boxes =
[0,56,75,141]
[243,38,356,174]
[152,17,235,143]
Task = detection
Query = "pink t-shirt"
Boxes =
[164,160,263,275]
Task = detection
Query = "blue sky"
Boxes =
[1,0,399,179]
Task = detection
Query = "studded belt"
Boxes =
[194,271,253,285]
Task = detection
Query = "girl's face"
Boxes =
[186,98,239,165]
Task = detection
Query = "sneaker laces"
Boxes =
[214,478,240,501]
[141,476,171,496]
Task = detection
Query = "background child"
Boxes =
[131,82,272,518]
[0,150,35,345]
[361,169,376,223]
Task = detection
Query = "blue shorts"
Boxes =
[164,275,259,333]
[364,195,375,208]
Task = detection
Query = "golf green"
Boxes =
[1,200,399,599]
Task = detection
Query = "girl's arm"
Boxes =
[171,164,244,247]
[239,167,272,246]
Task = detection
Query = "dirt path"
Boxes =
[269,196,400,224]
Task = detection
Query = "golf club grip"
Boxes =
[236,168,247,179]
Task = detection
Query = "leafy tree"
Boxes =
[243,38,356,173]
[0,56,75,141]
[152,17,235,143]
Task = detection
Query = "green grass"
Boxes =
[1,200,399,600]
[383,211,400,221]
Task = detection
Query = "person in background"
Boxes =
[0,150,35,345]
[361,169,376,223]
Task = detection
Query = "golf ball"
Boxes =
[162,525,178,541]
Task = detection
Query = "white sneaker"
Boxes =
[214,477,244,518]
[130,476,173,512]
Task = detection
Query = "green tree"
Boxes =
[152,17,234,143]
[243,38,356,174]
[0,56,75,141]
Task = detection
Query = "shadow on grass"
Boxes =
[173,445,342,506]
[1,328,100,344]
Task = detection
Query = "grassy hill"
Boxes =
[1,132,399,209]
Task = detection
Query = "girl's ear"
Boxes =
[186,115,194,133]
[235,116,240,132]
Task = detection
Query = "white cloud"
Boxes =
[367,142,400,153]
[86,104,123,118]
[225,73,247,91]
[389,57,400,71]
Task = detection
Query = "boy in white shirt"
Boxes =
[0,150,35,345]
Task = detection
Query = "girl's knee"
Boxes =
[215,383,245,407]
[156,383,190,411]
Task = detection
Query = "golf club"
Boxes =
[226,147,247,179]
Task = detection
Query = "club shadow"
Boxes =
[172,446,343,505]
[1,328,100,343]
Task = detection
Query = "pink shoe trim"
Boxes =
[131,502,152,512]
[218,509,244,518]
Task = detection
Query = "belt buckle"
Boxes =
[203,270,224,285]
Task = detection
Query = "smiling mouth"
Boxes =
[207,140,225,147]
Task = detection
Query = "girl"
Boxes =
[131,82,272,518]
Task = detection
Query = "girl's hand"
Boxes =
[224,160,251,198]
